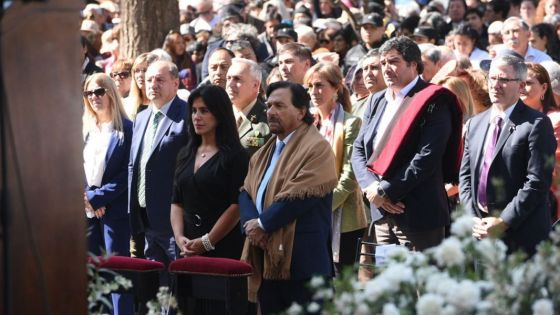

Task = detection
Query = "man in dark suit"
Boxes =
[128,60,188,277]
[240,82,337,314]
[352,36,462,251]
[226,58,270,156]
[459,55,556,255]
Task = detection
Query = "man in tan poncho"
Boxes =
[239,81,338,315]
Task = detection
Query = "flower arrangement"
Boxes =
[287,213,560,315]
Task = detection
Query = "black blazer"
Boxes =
[459,101,557,254]
[352,78,454,230]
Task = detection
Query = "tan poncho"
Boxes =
[241,123,338,301]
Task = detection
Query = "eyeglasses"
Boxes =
[133,68,148,74]
[83,88,107,98]
[196,10,212,17]
[110,71,131,79]
[488,76,521,85]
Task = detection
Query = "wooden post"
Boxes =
[1,1,87,314]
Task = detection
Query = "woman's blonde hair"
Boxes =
[436,76,475,119]
[127,52,159,118]
[83,73,128,139]
[303,62,352,113]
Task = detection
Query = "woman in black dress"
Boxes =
[171,85,249,259]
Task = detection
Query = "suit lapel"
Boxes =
[238,117,252,138]
[132,111,150,165]
[105,131,119,165]
[150,97,179,156]
[365,98,386,157]
[471,110,492,175]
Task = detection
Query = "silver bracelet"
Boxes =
[201,233,215,251]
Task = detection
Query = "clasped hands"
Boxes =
[472,216,508,240]
[83,192,106,219]
[365,182,405,214]
[175,236,206,257]
[243,219,268,249]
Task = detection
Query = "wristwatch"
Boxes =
[377,185,387,198]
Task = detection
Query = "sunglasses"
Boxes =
[110,71,131,79]
[83,88,107,98]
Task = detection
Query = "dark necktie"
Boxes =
[478,116,503,211]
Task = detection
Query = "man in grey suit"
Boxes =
[226,57,270,156]
[459,55,556,255]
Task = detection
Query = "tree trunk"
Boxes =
[121,0,180,59]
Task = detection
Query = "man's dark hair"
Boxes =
[379,36,424,74]
[453,23,479,41]
[266,81,313,125]
[278,42,313,64]
[487,0,510,20]
[465,7,483,19]
[212,47,235,58]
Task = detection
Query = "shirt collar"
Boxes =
[490,101,517,122]
[234,98,258,120]
[277,129,297,146]
[385,76,419,103]
[150,97,174,117]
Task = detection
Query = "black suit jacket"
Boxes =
[352,78,453,230]
[459,101,556,254]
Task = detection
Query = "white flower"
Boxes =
[442,305,457,315]
[416,266,439,284]
[307,302,320,313]
[286,302,303,315]
[450,215,474,238]
[382,263,415,290]
[416,293,444,315]
[435,237,465,267]
[475,238,507,263]
[387,246,410,262]
[354,303,370,315]
[364,278,389,301]
[426,274,459,296]
[309,276,325,288]
[382,303,400,315]
[447,280,480,311]
[532,299,554,315]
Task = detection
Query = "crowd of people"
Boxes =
[81,0,560,314]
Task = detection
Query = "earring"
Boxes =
[541,94,545,101]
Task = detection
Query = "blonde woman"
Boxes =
[123,52,158,119]
[304,62,368,272]
[83,73,133,314]
[436,76,475,122]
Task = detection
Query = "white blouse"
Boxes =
[84,122,114,187]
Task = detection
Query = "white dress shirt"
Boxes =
[373,76,420,151]
[84,122,114,187]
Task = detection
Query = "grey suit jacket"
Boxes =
[459,101,556,254]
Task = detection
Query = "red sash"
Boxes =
[367,84,464,182]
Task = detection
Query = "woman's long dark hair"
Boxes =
[175,85,243,175]
[531,23,560,62]
[526,63,559,114]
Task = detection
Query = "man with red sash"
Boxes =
[352,37,463,251]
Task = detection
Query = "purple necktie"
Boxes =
[478,116,503,211]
